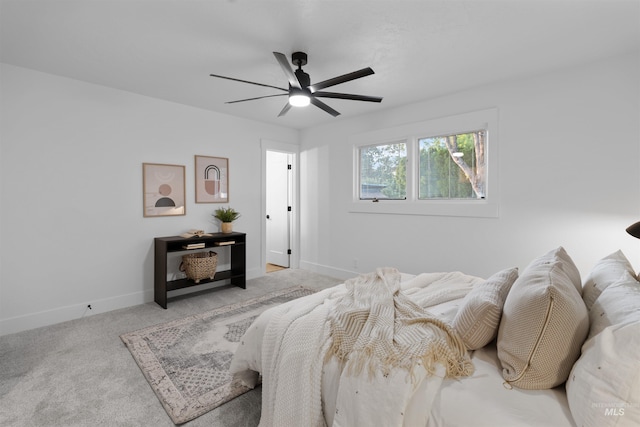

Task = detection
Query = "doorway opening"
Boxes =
[262,140,298,274]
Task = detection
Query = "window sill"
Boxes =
[348,199,499,218]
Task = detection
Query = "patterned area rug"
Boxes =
[120,286,314,424]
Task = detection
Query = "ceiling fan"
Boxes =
[209,52,383,117]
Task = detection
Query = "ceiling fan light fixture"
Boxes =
[289,93,310,107]
[210,51,382,117]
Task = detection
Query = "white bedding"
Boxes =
[428,343,576,427]
[231,271,481,426]
[230,271,576,427]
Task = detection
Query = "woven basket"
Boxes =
[179,251,217,283]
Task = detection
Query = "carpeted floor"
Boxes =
[0,269,343,427]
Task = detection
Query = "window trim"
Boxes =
[350,108,499,218]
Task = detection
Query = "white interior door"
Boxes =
[266,150,291,267]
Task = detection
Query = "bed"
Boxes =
[230,247,640,427]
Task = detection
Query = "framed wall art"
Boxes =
[195,155,229,203]
[142,163,186,217]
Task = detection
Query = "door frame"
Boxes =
[261,139,299,273]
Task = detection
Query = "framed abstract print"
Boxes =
[142,163,186,217]
[195,155,229,203]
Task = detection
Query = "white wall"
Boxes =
[299,52,640,280]
[0,64,299,335]
[2,52,638,336]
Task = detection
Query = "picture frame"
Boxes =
[195,155,229,203]
[142,163,186,217]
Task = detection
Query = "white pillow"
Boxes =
[566,272,640,427]
[588,270,640,339]
[452,267,518,350]
[582,250,636,311]
[567,324,640,427]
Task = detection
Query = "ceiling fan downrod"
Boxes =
[291,52,311,89]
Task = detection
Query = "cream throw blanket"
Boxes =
[257,268,474,427]
[259,286,342,427]
[327,267,473,380]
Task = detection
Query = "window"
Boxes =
[359,141,407,200]
[418,130,486,200]
[351,108,498,218]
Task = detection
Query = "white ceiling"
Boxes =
[1,0,639,130]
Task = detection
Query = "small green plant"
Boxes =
[213,207,241,223]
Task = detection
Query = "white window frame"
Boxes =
[350,108,499,218]
[357,139,409,200]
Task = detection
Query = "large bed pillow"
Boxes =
[525,246,583,294]
[497,248,589,389]
[581,250,636,311]
[566,272,640,427]
[588,269,640,339]
[452,267,518,350]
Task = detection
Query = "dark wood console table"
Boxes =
[154,232,246,308]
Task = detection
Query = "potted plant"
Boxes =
[213,207,241,233]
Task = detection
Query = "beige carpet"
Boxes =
[120,286,315,424]
[0,269,344,427]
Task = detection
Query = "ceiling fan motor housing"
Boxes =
[291,51,308,67]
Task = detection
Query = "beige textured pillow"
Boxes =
[497,249,589,389]
[452,267,518,350]
[582,250,635,311]
[526,246,583,294]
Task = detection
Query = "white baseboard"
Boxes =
[298,260,358,281]
[246,267,263,280]
[0,289,152,337]
[0,267,269,337]
[0,265,341,337]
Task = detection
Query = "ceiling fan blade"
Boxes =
[309,67,375,92]
[310,97,340,117]
[313,91,383,103]
[278,102,292,117]
[225,94,288,104]
[273,52,302,89]
[210,73,287,92]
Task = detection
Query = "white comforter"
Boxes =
[230,271,484,427]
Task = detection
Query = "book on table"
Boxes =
[183,243,206,250]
